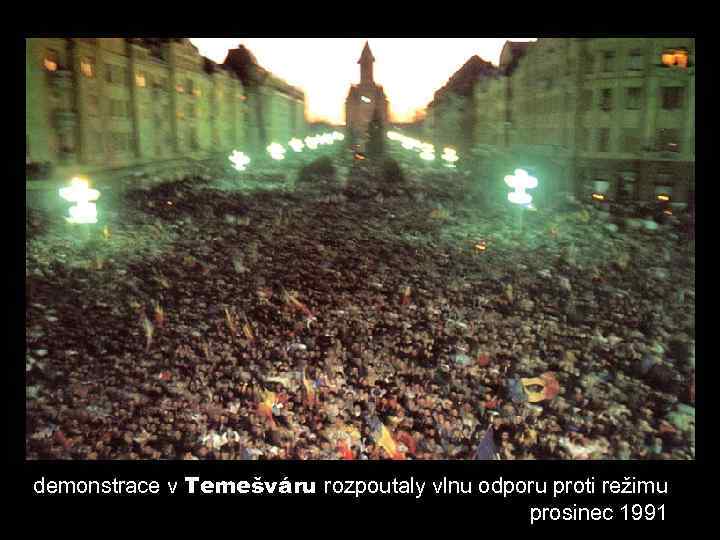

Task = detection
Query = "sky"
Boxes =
[191,38,536,125]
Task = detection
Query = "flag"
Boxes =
[371,419,404,460]
[401,286,411,305]
[302,369,316,406]
[475,427,498,460]
[257,390,277,428]
[243,322,254,342]
[337,440,354,460]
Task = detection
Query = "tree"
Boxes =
[366,107,385,159]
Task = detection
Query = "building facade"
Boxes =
[425,56,500,156]
[428,38,695,203]
[223,44,306,154]
[26,38,307,180]
[345,42,389,146]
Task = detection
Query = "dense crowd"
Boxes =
[25,162,695,460]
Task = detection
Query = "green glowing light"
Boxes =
[229,150,251,171]
[59,177,100,224]
[504,169,538,206]
[288,138,305,152]
[267,143,286,160]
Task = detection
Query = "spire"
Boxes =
[358,41,375,85]
[358,41,375,64]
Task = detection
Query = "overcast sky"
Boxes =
[191,38,536,125]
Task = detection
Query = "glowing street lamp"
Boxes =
[229,150,251,171]
[504,168,538,206]
[288,138,305,152]
[420,147,435,161]
[305,136,319,150]
[442,147,459,167]
[59,176,100,224]
[267,143,286,160]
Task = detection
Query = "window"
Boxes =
[186,79,194,95]
[622,128,642,152]
[176,82,185,93]
[110,132,129,152]
[87,94,99,116]
[626,87,642,110]
[43,50,59,72]
[583,54,595,74]
[80,57,95,78]
[105,64,114,84]
[602,51,615,72]
[577,127,590,150]
[657,128,681,152]
[186,103,196,118]
[661,48,689,68]
[597,128,611,152]
[627,50,644,70]
[618,172,638,199]
[600,89,613,111]
[662,86,685,110]
[655,175,674,199]
[580,90,593,111]
[136,71,146,87]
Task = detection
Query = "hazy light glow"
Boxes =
[229,150,251,171]
[267,143,286,160]
[191,38,536,124]
[59,177,100,224]
[288,138,305,152]
[505,168,538,206]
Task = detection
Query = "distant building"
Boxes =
[425,55,500,155]
[26,38,306,180]
[428,38,695,203]
[345,42,389,146]
[223,44,306,154]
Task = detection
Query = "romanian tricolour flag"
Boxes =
[257,390,277,428]
[371,418,404,460]
[302,368,316,406]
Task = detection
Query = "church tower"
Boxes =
[359,41,374,85]
[345,41,389,147]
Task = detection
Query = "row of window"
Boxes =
[587,47,689,73]
[577,127,682,153]
[585,170,683,197]
[510,85,686,116]
[42,50,245,101]
[596,86,685,111]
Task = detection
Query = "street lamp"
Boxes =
[59,176,100,224]
[229,150,251,171]
[267,143,286,160]
[504,168,538,230]
[504,168,538,206]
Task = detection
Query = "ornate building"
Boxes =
[345,42,389,146]
[26,38,306,180]
[426,38,695,203]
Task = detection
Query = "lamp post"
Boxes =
[59,176,101,242]
[504,168,538,231]
[229,150,251,171]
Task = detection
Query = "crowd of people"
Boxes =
[25,162,695,460]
